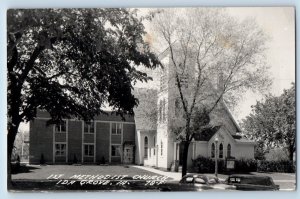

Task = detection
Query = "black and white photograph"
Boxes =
[7,7,296,192]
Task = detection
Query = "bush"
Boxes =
[192,156,294,174]
[40,153,46,165]
[192,156,256,174]
[73,154,78,164]
[192,156,226,173]
[264,148,289,161]
[101,156,106,164]
[235,158,257,173]
[257,160,295,173]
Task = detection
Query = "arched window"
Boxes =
[144,136,148,159]
[159,100,162,122]
[153,136,156,155]
[211,143,215,158]
[227,144,231,157]
[161,141,163,156]
[162,99,166,122]
[219,143,223,158]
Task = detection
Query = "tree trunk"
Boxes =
[181,141,190,177]
[7,120,20,189]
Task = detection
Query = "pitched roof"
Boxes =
[193,126,221,141]
[193,125,255,144]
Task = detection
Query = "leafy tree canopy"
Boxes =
[241,83,295,161]
[7,8,160,125]
[7,9,160,185]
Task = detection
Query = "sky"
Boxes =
[19,7,295,131]
[226,7,295,120]
[137,7,295,121]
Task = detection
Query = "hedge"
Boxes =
[192,156,294,173]
[257,160,295,173]
[191,156,227,173]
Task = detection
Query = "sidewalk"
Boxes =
[132,165,182,181]
[132,166,226,181]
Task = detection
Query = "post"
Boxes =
[215,136,219,178]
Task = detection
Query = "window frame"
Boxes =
[158,100,162,122]
[227,144,231,157]
[84,121,95,134]
[162,99,166,122]
[111,123,122,135]
[219,143,224,159]
[111,144,121,157]
[160,141,163,156]
[144,136,148,159]
[153,136,156,155]
[84,144,94,157]
[55,120,67,133]
[55,143,66,157]
[211,143,215,158]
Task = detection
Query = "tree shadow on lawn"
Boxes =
[11,164,40,174]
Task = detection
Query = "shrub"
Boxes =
[257,160,295,173]
[73,154,78,164]
[192,156,225,173]
[101,156,106,164]
[192,156,256,174]
[235,158,257,173]
[40,153,46,165]
[264,148,289,161]
[193,156,294,173]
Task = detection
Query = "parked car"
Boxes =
[225,174,280,191]
[177,174,236,191]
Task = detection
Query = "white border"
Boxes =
[1,2,299,199]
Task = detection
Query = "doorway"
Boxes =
[123,145,134,164]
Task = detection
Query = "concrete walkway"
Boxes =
[132,166,182,181]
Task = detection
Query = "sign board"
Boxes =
[226,159,235,169]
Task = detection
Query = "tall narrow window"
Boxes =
[84,144,94,157]
[219,143,223,158]
[55,120,66,133]
[227,144,231,157]
[55,143,66,156]
[161,100,164,122]
[162,99,166,122]
[153,136,156,155]
[111,145,121,157]
[211,143,215,158]
[159,100,162,122]
[161,141,163,156]
[84,121,95,134]
[144,136,148,159]
[112,123,122,135]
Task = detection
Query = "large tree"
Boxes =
[241,83,295,162]
[7,8,160,185]
[152,8,271,176]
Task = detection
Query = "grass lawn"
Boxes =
[10,164,169,191]
[12,164,163,180]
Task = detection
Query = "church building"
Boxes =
[29,48,255,170]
